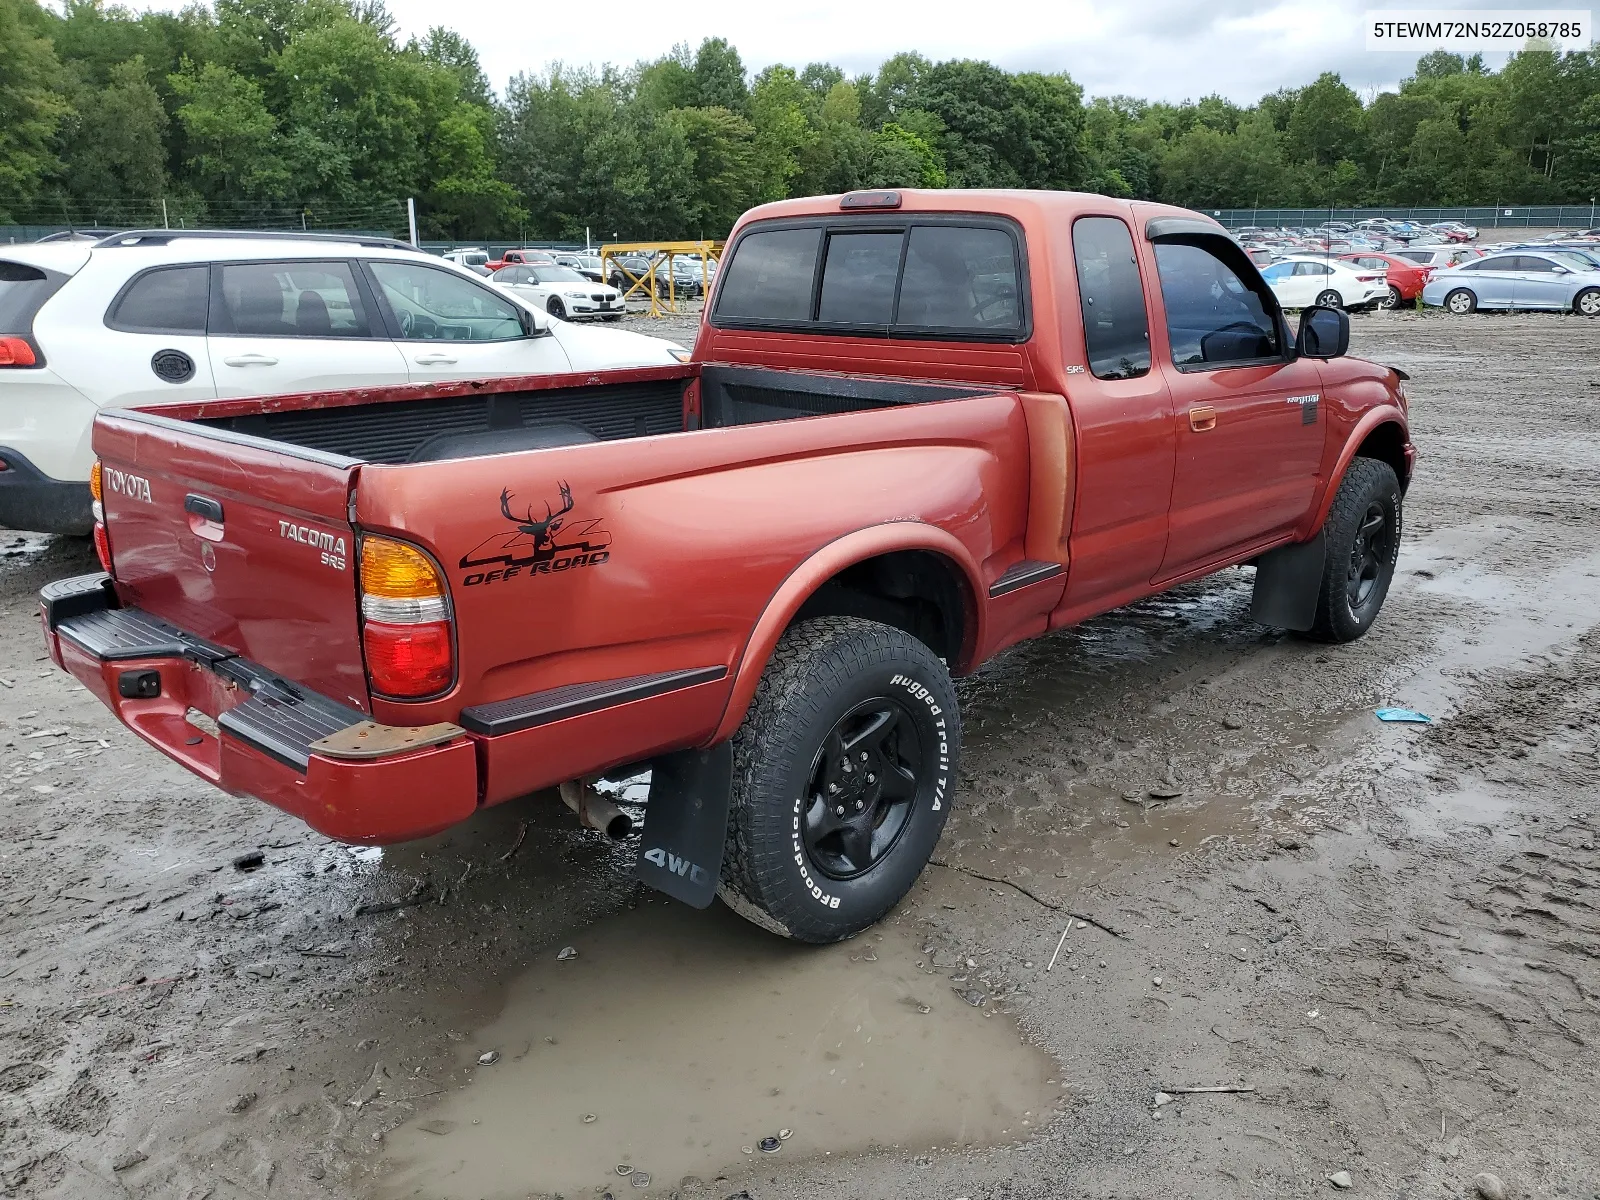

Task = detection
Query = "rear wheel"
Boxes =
[546,297,566,320]
[1307,458,1402,643]
[1574,287,1600,317]
[1444,288,1477,315]
[1380,284,1402,310]
[718,617,960,943]
[1315,289,1343,308]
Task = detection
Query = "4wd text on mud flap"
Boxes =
[643,846,710,886]
[459,480,612,586]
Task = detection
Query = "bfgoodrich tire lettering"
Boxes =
[1306,457,1402,643]
[718,616,960,943]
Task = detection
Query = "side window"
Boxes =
[1070,216,1150,380]
[817,232,903,325]
[896,225,1021,334]
[215,262,372,338]
[367,261,524,342]
[1518,256,1556,273]
[1293,261,1331,276]
[1152,240,1281,370]
[1259,263,1292,281]
[108,266,209,335]
[714,228,821,322]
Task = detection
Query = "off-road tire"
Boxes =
[1315,289,1343,308]
[1444,288,1477,315]
[1306,458,1402,643]
[717,616,960,943]
[546,297,567,320]
[1574,287,1600,317]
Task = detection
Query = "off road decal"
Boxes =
[459,481,612,586]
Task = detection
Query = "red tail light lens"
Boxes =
[362,620,453,698]
[0,337,37,367]
[92,523,112,572]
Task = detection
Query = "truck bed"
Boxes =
[187,366,988,465]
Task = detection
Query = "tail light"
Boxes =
[89,460,111,571]
[0,337,37,368]
[1357,274,1382,282]
[359,536,454,698]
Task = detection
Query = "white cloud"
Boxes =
[124,0,1536,103]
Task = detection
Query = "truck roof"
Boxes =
[731,188,1220,237]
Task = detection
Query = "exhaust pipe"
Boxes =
[558,780,633,840]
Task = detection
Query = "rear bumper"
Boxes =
[0,448,92,535]
[40,573,478,843]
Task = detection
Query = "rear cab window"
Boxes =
[713,216,1027,341]
[1070,216,1150,380]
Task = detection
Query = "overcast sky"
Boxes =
[137,0,1556,103]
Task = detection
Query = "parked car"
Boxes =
[491,263,625,321]
[1339,252,1431,308]
[442,247,491,275]
[1259,255,1388,310]
[1422,251,1600,314]
[0,230,687,534]
[1394,245,1482,270]
[486,249,556,272]
[44,190,1412,944]
[1427,222,1477,242]
[553,253,606,283]
[1245,246,1277,267]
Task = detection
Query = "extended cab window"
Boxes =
[1071,216,1150,380]
[1153,240,1280,369]
[367,261,524,341]
[108,265,209,335]
[215,262,372,338]
[715,219,1025,339]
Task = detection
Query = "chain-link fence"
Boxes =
[1209,205,1600,229]
[1,197,411,244]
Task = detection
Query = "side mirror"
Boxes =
[1296,305,1349,359]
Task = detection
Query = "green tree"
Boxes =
[692,37,747,112]
[169,58,287,200]
[62,56,169,199]
[867,122,946,187]
[0,0,68,217]
[1286,72,1364,167]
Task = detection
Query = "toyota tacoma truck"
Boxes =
[41,190,1414,944]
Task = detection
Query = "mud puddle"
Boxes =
[375,901,1057,1199]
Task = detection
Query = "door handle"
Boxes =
[1189,405,1217,432]
[413,354,458,366]
[223,353,278,367]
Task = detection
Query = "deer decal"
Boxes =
[500,481,574,551]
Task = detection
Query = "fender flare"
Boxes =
[707,523,986,744]
[1306,406,1409,536]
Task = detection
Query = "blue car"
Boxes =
[1421,250,1600,316]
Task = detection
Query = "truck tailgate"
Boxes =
[93,411,369,711]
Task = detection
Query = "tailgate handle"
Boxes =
[184,494,224,523]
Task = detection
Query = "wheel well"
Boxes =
[791,550,971,667]
[1356,421,1410,491]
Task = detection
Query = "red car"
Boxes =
[44,190,1414,944]
[1340,252,1431,309]
[485,248,557,272]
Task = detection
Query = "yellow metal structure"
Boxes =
[599,240,723,317]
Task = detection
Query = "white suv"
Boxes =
[0,230,689,534]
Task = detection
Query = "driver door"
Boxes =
[361,260,569,384]
[1149,237,1327,579]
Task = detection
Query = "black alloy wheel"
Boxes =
[1346,500,1397,612]
[801,698,921,880]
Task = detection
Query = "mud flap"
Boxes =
[637,742,733,909]
[1251,531,1326,632]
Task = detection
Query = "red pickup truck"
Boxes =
[42,190,1414,944]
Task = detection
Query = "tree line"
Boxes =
[2,0,1597,241]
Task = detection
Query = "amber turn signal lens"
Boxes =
[89,460,103,503]
[360,537,444,600]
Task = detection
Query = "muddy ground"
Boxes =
[2,307,1599,1200]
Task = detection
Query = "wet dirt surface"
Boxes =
[3,307,1599,1199]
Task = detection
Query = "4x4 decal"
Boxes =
[459,481,611,586]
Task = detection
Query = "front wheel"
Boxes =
[1307,458,1402,643]
[1574,287,1600,317]
[546,297,567,320]
[1314,289,1344,309]
[718,617,960,943]
[1444,288,1477,315]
